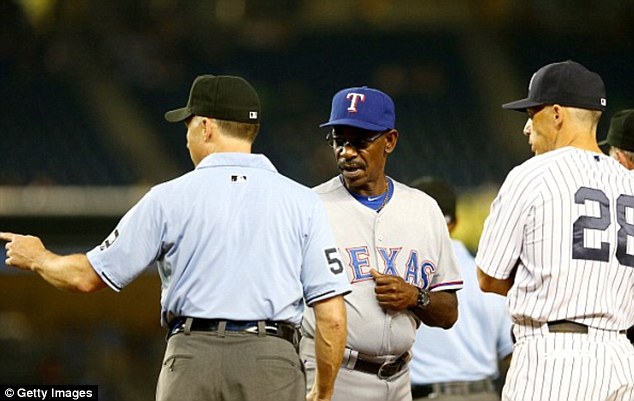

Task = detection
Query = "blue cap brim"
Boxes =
[319,118,391,131]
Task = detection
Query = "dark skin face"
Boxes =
[328,126,398,196]
[326,125,458,329]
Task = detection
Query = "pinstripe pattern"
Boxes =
[503,328,634,401]
[476,147,634,401]
[477,147,634,329]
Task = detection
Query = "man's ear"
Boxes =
[200,117,215,142]
[385,129,399,154]
[552,104,564,127]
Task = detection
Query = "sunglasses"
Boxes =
[325,129,388,150]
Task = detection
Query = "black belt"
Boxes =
[547,320,627,335]
[350,353,410,379]
[411,379,495,398]
[168,318,300,347]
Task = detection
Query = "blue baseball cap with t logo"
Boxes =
[319,86,396,131]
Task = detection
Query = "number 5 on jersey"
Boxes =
[325,248,344,274]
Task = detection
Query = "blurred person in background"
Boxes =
[599,108,634,170]
[1,74,350,401]
[598,108,634,345]
[409,176,513,401]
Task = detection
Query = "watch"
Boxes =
[415,287,431,310]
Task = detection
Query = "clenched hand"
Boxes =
[370,268,418,311]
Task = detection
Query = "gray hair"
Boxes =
[609,146,634,165]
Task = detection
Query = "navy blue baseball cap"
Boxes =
[502,60,607,112]
[320,86,395,131]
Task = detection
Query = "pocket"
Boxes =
[162,353,193,372]
[255,355,304,397]
[256,355,301,369]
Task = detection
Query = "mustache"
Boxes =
[337,161,365,171]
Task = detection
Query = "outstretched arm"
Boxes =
[1,232,106,293]
[307,294,347,401]
[370,269,458,329]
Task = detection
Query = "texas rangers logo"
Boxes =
[346,93,365,112]
[344,246,436,288]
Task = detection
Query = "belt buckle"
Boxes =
[377,360,400,379]
[377,352,410,380]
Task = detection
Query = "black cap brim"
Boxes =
[501,98,544,112]
[164,107,193,123]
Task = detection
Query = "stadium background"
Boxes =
[1,0,632,398]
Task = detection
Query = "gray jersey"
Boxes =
[302,176,462,357]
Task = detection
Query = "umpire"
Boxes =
[1,75,351,401]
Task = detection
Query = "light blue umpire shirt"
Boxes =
[410,239,513,384]
[87,153,351,326]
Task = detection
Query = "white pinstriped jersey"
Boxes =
[476,147,634,331]
[302,176,463,357]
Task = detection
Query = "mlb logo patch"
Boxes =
[249,111,258,120]
[231,175,247,183]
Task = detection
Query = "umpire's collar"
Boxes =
[197,153,278,173]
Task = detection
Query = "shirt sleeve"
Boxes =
[300,197,352,305]
[429,204,463,292]
[87,192,164,291]
[476,166,534,280]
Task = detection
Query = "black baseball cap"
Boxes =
[410,176,456,224]
[165,75,260,123]
[598,109,634,152]
[502,60,607,112]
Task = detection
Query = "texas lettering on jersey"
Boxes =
[342,245,436,288]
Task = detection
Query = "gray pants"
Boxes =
[412,391,500,401]
[300,337,412,401]
[156,331,305,401]
[411,380,500,401]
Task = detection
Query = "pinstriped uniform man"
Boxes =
[475,61,634,401]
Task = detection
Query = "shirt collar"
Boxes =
[196,153,278,173]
